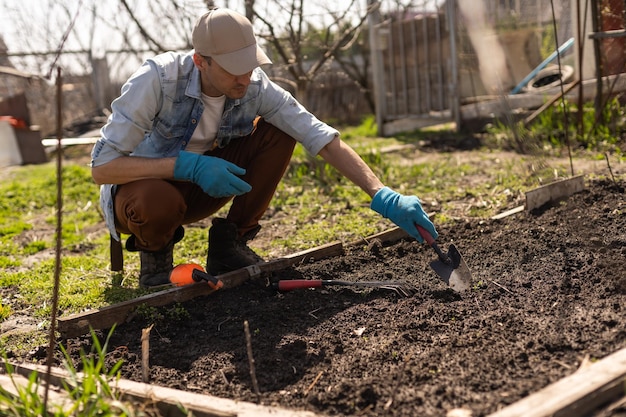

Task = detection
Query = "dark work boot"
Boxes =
[139,241,174,288]
[134,226,185,288]
[207,218,264,276]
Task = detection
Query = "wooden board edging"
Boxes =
[5,362,322,417]
[491,205,525,220]
[487,347,626,417]
[346,226,409,248]
[0,373,74,413]
[525,175,585,212]
[57,241,343,338]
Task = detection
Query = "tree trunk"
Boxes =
[294,78,310,109]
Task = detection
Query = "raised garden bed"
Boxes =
[57,177,626,416]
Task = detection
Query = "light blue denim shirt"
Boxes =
[91,51,339,240]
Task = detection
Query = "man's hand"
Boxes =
[174,151,252,197]
[370,187,438,243]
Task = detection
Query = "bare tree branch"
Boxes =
[119,0,166,52]
[252,0,376,107]
[306,3,373,79]
[254,12,299,81]
[46,0,84,77]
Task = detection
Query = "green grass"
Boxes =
[0,119,622,360]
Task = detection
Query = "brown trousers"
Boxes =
[114,119,296,251]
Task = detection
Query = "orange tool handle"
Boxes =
[276,280,324,291]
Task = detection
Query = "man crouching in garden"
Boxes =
[90,7,437,287]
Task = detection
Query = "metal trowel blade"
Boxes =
[429,244,472,292]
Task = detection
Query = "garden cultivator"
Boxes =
[273,279,417,297]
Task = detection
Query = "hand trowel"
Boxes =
[416,225,473,292]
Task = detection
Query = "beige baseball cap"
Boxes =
[192,8,272,75]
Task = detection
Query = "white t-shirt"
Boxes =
[185,93,226,153]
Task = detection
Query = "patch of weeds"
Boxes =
[0,326,171,416]
[341,114,378,139]
[5,255,113,320]
[465,204,491,218]
[0,272,22,288]
[136,303,190,324]
[432,212,454,225]
[0,302,11,321]
[0,256,21,269]
[22,241,47,255]
[166,303,191,321]
[101,278,144,304]
[473,280,486,291]
[0,221,32,238]
[136,305,165,323]
[486,97,625,154]
[174,227,209,264]
[0,331,49,364]
[0,163,100,248]
[0,362,47,416]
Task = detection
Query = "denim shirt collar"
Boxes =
[186,66,203,100]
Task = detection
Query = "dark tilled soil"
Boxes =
[64,178,626,416]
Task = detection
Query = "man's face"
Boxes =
[196,54,253,99]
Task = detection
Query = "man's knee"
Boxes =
[115,179,186,248]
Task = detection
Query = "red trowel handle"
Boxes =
[416,225,450,263]
[416,225,436,245]
[275,279,323,291]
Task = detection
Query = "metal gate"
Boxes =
[368,0,455,136]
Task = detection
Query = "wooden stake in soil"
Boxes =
[141,324,153,383]
[243,320,260,398]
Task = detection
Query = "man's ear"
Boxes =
[192,53,206,69]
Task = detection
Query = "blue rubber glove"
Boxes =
[173,151,252,197]
[370,187,438,243]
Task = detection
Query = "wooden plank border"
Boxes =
[6,347,626,417]
[487,347,626,417]
[4,362,322,417]
[345,226,409,248]
[491,205,525,220]
[525,175,585,212]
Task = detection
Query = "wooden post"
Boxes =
[446,0,460,131]
[91,56,111,111]
[367,0,385,136]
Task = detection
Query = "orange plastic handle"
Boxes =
[170,263,205,286]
